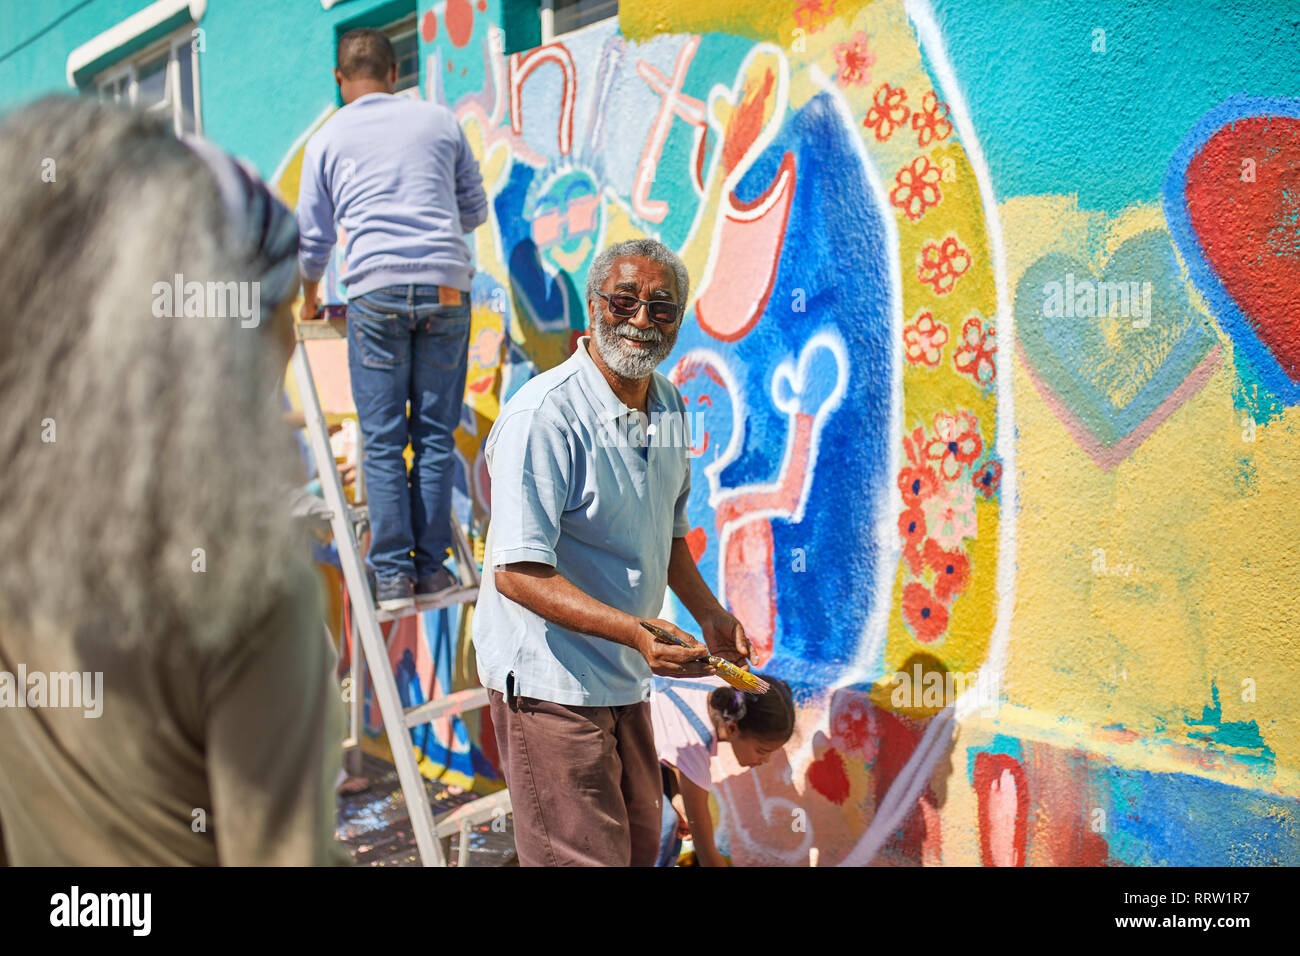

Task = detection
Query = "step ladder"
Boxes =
[292,315,509,867]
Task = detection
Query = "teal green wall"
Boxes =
[931,0,1300,213]
[0,1,150,108]
[0,0,517,177]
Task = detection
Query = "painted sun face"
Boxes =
[529,170,601,275]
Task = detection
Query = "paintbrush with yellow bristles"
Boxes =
[639,620,770,694]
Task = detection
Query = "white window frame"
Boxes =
[94,29,202,136]
[542,0,619,43]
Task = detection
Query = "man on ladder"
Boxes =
[296,26,488,611]
[292,26,500,867]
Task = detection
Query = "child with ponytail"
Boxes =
[650,673,795,866]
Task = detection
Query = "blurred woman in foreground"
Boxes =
[0,95,345,865]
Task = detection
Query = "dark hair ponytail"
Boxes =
[710,676,795,743]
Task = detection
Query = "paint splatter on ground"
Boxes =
[336,754,516,867]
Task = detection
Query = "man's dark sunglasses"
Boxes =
[594,290,682,326]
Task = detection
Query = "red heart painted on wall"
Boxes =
[1185,116,1300,375]
[806,747,850,805]
[1165,97,1300,404]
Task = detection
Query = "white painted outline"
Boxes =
[669,332,850,615]
[509,43,577,156]
[486,26,508,127]
[632,35,703,223]
[586,36,624,152]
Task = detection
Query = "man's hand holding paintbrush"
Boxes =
[639,621,770,694]
[636,618,716,678]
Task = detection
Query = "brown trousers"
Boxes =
[488,687,662,866]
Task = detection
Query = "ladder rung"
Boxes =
[375,585,479,622]
[434,789,512,839]
[403,686,489,728]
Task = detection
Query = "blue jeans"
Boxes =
[657,781,682,866]
[347,285,471,582]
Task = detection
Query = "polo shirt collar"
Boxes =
[574,335,667,422]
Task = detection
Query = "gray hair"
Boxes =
[585,238,690,314]
[0,95,314,656]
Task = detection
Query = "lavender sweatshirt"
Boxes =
[296,92,488,298]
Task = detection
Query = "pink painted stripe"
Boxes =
[1016,344,1223,471]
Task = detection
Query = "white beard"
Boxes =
[590,317,678,380]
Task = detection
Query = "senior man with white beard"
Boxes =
[473,238,752,866]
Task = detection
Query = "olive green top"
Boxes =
[0,569,347,866]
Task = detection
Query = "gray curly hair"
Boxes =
[0,95,313,657]
[585,238,690,312]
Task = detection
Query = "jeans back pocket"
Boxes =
[348,296,410,370]
[415,302,472,371]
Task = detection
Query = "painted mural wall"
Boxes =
[273,0,1300,865]
[6,0,1294,864]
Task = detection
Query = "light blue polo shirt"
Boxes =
[473,336,692,707]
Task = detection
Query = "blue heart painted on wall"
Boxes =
[1014,229,1221,469]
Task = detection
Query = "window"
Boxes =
[95,30,200,136]
[382,14,420,94]
[545,0,618,41]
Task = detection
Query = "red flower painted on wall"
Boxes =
[895,410,987,644]
[953,315,997,388]
[863,83,909,141]
[832,31,875,88]
[898,504,927,574]
[903,311,949,368]
[793,0,837,33]
[924,538,971,604]
[912,90,953,147]
[918,236,972,295]
[903,581,949,643]
[925,410,982,480]
[890,156,944,222]
[898,461,941,507]
[972,458,1002,500]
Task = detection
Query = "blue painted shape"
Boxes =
[670,91,892,693]
[393,647,428,751]
[1102,765,1298,865]
[495,163,585,332]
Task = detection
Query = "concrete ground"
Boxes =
[336,753,517,867]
